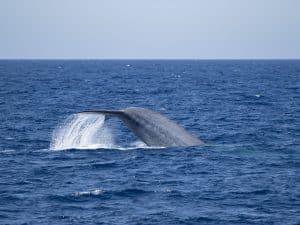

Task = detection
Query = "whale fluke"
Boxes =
[79,107,204,147]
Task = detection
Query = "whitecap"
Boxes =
[5,137,14,140]
[0,149,15,153]
[74,189,104,197]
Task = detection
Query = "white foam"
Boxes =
[5,137,14,140]
[74,189,104,197]
[0,149,15,153]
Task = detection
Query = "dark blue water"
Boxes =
[0,60,299,224]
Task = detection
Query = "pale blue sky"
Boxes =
[1,0,299,59]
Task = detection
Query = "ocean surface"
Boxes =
[0,60,299,225]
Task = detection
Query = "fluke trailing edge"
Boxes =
[79,107,204,147]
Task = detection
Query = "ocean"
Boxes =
[0,60,299,224]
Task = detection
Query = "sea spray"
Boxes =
[50,113,115,150]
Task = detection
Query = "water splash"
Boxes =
[50,113,115,150]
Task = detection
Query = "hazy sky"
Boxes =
[1,0,299,59]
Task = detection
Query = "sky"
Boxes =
[0,0,299,59]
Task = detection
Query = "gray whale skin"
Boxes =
[80,107,204,147]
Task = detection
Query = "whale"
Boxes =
[79,107,204,147]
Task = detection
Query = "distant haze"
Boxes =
[0,0,299,59]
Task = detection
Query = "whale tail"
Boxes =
[78,107,204,147]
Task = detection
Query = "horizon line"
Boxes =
[0,57,300,61]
